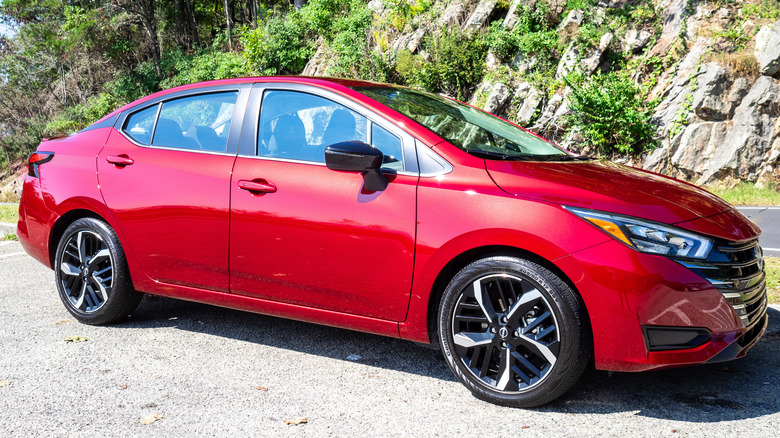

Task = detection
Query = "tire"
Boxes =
[54,217,141,325]
[438,255,591,407]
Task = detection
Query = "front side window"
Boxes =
[371,124,403,172]
[258,90,368,163]
[152,92,238,152]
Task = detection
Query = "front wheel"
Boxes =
[438,256,591,407]
[54,217,141,325]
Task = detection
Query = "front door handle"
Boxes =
[238,179,277,194]
[106,155,134,167]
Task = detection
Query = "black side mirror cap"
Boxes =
[325,141,388,191]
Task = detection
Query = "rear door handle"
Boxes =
[106,155,134,166]
[238,179,277,194]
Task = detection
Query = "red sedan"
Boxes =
[18,77,767,407]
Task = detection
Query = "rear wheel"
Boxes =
[438,256,591,407]
[54,217,141,325]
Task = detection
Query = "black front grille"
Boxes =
[677,239,767,327]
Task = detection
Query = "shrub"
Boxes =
[242,12,313,75]
[565,71,657,154]
[160,48,251,89]
[397,28,487,100]
[323,1,373,77]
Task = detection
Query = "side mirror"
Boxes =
[324,141,389,192]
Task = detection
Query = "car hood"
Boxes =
[485,159,732,225]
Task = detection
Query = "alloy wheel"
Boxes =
[451,273,560,392]
[58,230,114,313]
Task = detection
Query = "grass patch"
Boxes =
[766,257,780,304]
[1,232,18,241]
[0,204,19,223]
[707,182,780,206]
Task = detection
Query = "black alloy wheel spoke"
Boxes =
[451,274,560,392]
[59,230,114,313]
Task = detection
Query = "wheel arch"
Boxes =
[425,245,588,348]
[48,208,110,268]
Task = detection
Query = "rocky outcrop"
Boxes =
[503,0,537,29]
[344,0,780,188]
[697,77,780,183]
[556,33,613,79]
[483,83,511,115]
[464,0,497,34]
[302,43,330,76]
[558,10,584,38]
[437,0,467,28]
[651,38,710,135]
[623,29,652,54]
[755,19,780,76]
[691,63,731,121]
[649,0,688,56]
[515,84,543,126]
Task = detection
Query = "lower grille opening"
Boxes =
[644,326,711,351]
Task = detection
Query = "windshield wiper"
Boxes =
[547,154,593,161]
[466,149,516,160]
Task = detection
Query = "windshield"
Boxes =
[353,86,576,160]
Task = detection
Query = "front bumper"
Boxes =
[554,238,767,372]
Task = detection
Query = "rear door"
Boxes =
[98,85,249,293]
[229,84,419,321]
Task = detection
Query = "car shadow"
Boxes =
[117,297,780,421]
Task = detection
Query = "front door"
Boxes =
[229,87,417,321]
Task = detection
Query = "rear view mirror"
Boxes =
[325,141,388,191]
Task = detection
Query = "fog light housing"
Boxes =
[643,326,711,351]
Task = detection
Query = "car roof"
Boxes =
[93,76,394,125]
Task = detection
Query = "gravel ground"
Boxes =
[1,239,778,437]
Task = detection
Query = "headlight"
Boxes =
[565,207,714,259]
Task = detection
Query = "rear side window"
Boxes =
[122,91,238,152]
[153,92,238,152]
[123,105,158,145]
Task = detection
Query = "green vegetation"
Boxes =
[766,257,780,304]
[1,232,19,241]
[708,182,780,206]
[396,28,487,100]
[565,71,658,154]
[0,0,776,172]
[0,204,19,223]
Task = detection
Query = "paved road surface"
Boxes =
[0,240,779,437]
[737,207,780,257]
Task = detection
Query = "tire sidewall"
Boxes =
[54,217,135,325]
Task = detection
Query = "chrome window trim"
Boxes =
[245,83,418,174]
[115,85,249,156]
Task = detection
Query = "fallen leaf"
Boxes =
[140,413,164,425]
[283,417,308,425]
[64,336,88,343]
[0,380,10,387]
[54,320,71,325]
[120,384,128,390]
[254,386,268,391]
[522,426,530,429]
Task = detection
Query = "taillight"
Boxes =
[28,152,54,177]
